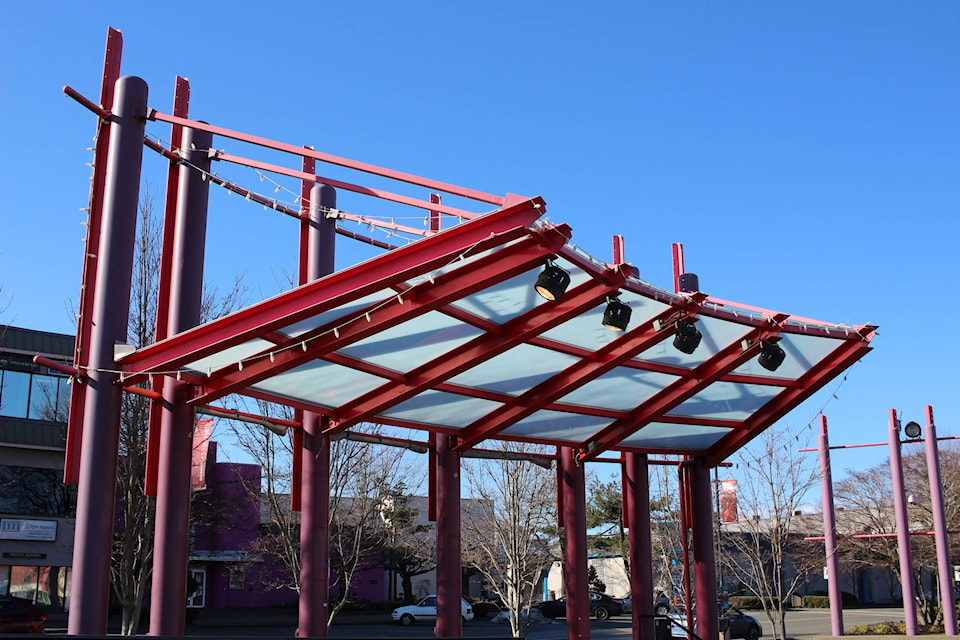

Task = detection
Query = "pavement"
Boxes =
[41,605,925,638]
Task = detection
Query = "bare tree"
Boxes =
[227,412,408,628]
[462,442,557,638]
[108,191,245,634]
[720,427,820,640]
[835,443,960,624]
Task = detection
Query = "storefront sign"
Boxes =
[0,518,57,541]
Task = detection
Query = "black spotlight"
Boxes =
[534,263,571,301]
[904,421,922,439]
[602,296,632,331]
[673,319,702,354]
[758,339,786,372]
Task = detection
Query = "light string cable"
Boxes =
[144,132,498,244]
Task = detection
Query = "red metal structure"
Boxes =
[57,28,876,639]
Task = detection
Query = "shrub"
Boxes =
[728,596,780,610]
[848,621,906,635]
[801,596,830,608]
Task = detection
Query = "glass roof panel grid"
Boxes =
[731,333,847,380]
[337,310,484,372]
[501,410,611,443]
[378,390,504,428]
[558,366,679,411]
[185,339,276,375]
[251,360,387,409]
[447,268,549,324]
[404,235,531,285]
[634,314,754,370]
[279,291,390,339]
[666,382,780,421]
[618,422,732,450]
[447,344,581,395]
[539,289,673,353]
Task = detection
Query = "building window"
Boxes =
[229,568,245,590]
[187,568,206,608]
[0,358,70,422]
[0,466,76,517]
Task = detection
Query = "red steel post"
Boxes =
[818,416,844,636]
[150,125,213,636]
[924,405,956,636]
[625,453,655,640]
[888,410,917,635]
[435,434,462,638]
[690,459,719,640]
[298,184,337,638]
[561,446,591,640]
[68,75,147,635]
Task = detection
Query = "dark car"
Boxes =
[670,606,762,640]
[0,595,46,634]
[536,592,625,620]
[622,591,672,615]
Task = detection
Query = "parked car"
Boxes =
[536,592,625,620]
[670,606,762,640]
[621,591,672,615]
[0,595,46,634]
[391,595,474,625]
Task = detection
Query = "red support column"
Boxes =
[298,184,336,637]
[625,453,655,640]
[435,434,462,638]
[561,446,590,640]
[68,76,147,636]
[150,125,213,636]
[690,459,719,640]
[820,416,845,636]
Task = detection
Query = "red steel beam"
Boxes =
[705,328,876,465]
[189,226,571,405]
[145,75,190,497]
[578,315,789,462]
[63,26,123,485]
[325,265,631,434]
[117,197,547,382]
[147,110,505,207]
[453,303,697,451]
[216,152,475,220]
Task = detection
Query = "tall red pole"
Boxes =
[818,416,844,636]
[690,459,718,640]
[625,453,655,640]
[68,75,147,635]
[924,405,956,636]
[561,446,590,640]
[888,409,918,635]
[435,434,462,638]
[150,125,213,636]
[298,184,336,637]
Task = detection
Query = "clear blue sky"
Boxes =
[2,2,957,478]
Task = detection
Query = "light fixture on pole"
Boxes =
[673,319,702,354]
[904,421,922,439]
[602,295,631,331]
[534,262,571,301]
[758,339,786,372]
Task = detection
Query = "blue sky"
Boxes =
[2,2,958,479]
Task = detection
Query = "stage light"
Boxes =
[534,263,571,301]
[904,421,922,439]
[758,339,786,372]
[673,319,702,354]
[602,296,631,331]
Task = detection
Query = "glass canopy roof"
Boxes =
[119,196,875,465]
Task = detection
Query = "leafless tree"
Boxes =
[227,411,408,628]
[835,443,960,624]
[720,427,820,640]
[107,190,245,634]
[462,442,557,638]
[378,483,436,604]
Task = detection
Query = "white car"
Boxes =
[391,595,474,625]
